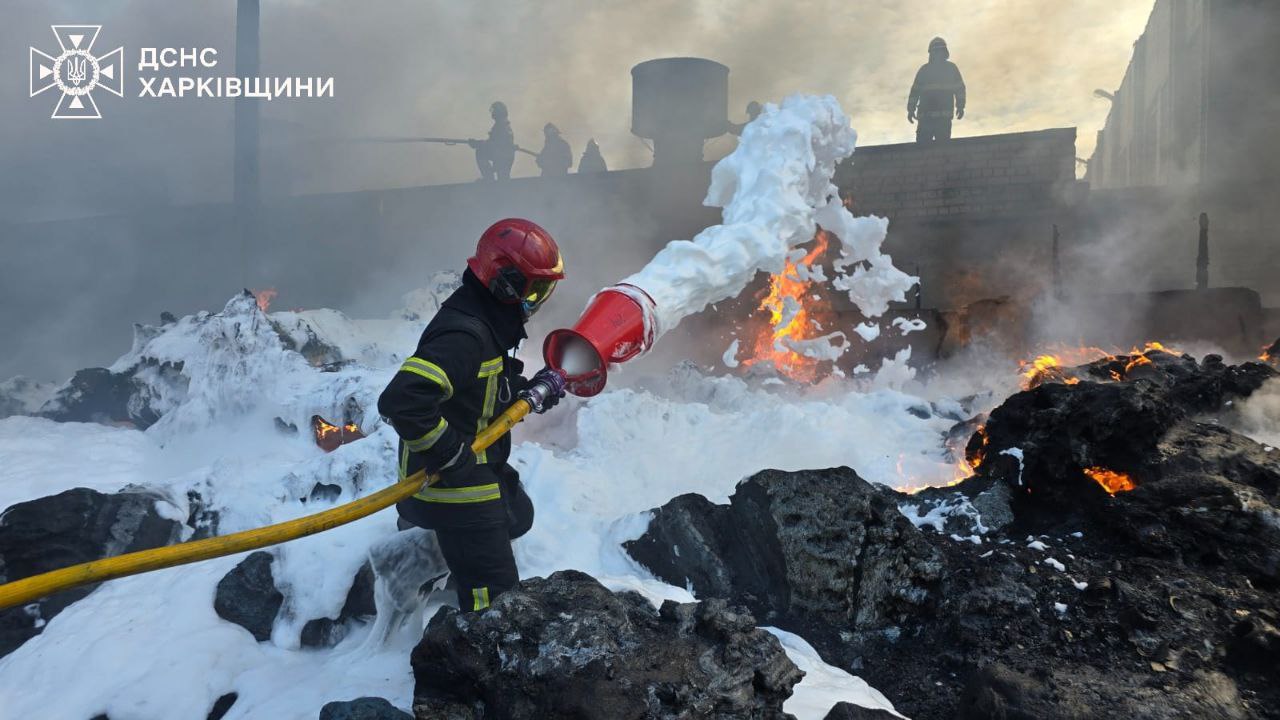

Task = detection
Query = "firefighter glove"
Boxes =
[437,440,477,484]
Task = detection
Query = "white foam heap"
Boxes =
[623,94,916,338]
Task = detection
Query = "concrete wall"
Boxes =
[0,165,719,380]
[1074,183,1280,308]
[1057,287,1264,357]
[4,128,1082,380]
[7,124,1272,382]
[837,128,1078,221]
[1087,0,1280,190]
[834,129,1081,312]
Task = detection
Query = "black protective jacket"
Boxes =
[536,135,573,176]
[908,60,966,119]
[378,270,528,484]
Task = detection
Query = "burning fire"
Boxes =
[1020,341,1179,390]
[740,230,836,382]
[252,288,278,313]
[1083,466,1136,495]
[954,424,989,483]
[900,424,988,494]
[1020,354,1083,389]
[312,415,364,453]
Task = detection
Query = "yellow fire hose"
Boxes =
[0,400,533,611]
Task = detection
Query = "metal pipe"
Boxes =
[1196,212,1209,290]
[234,0,260,210]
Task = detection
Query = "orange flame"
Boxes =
[900,424,988,494]
[252,288,278,313]
[312,415,364,453]
[1020,341,1179,389]
[740,230,835,382]
[1083,466,1136,495]
[957,425,989,481]
[1020,354,1083,389]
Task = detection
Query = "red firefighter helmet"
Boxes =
[467,218,565,317]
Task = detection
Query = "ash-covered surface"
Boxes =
[629,350,1280,719]
[411,570,804,720]
[625,468,944,633]
[0,487,183,657]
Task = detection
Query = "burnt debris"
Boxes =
[410,570,802,720]
[627,351,1280,719]
[0,487,184,658]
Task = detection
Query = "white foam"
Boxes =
[854,322,881,342]
[722,339,741,368]
[892,317,927,336]
[621,95,914,339]
[766,628,906,718]
[0,283,963,719]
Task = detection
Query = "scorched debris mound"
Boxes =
[629,346,1280,720]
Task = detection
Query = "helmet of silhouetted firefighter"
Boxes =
[468,218,565,319]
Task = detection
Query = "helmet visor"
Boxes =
[521,278,558,316]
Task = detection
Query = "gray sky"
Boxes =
[2,0,1155,216]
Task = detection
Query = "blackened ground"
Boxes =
[628,351,1280,719]
[0,487,183,657]
[411,570,803,720]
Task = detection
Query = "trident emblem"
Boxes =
[29,25,123,119]
[66,56,87,87]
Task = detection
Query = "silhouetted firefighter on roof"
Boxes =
[908,37,966,143]
[578,139,608,173]
[535,123,573,177]
[473,101,516,181]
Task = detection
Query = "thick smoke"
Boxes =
[0,0,1200,383]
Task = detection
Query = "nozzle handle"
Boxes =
[518,367,567,413]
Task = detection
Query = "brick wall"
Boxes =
[834,128,1079,221]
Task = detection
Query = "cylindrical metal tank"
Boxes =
[631,58,729,165]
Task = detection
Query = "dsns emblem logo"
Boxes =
[29,25,124,119]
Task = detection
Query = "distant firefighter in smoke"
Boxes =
[578,139,608,173]
[907,37,966,143]
[535,123,573,177]
[472,101,517,181]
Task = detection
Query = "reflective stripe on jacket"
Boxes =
[378,272,529,502]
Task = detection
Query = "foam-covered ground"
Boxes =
[0,288,957,717]
[0,94,950,718]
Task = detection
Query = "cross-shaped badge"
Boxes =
[30,25,124,120]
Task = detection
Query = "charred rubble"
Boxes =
[410,570,803,720]
[1262,338,1279,365]
[627,348,1280,719]
[0,486,184,657]
[210,552,377,648]
[7,286,1280,719]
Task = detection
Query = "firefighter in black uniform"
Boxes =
[907,37,966,143]
[378,218,566,611]
[473,101,517,181]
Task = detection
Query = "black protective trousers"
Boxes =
[396,463,534,611]
[917,116,953,143]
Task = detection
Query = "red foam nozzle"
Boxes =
[543,284,656,397]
